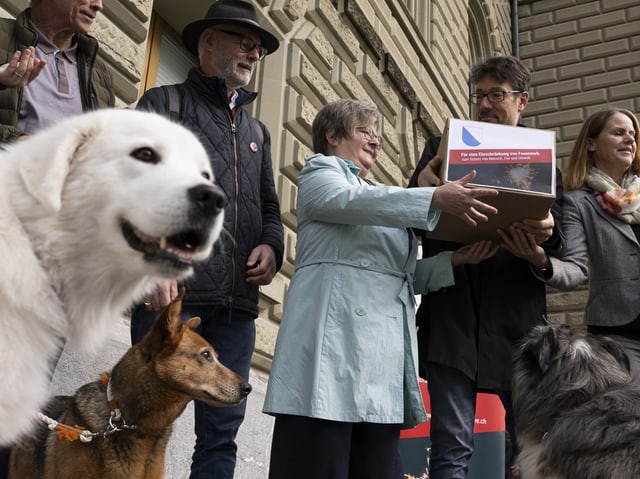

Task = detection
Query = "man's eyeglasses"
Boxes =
[356,127,383,149]
[215,29,268,60]
[469,90,522,104]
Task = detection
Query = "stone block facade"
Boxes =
[2,0,637,366]
[248,0,514,369]
[519,0,640,326]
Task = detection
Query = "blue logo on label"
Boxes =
[462,126,482,147]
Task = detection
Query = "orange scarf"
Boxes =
[586,167,640,224]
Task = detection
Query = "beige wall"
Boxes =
[249,0,513,370]
[519,0,640,326]
[0,0,511,371]
[7,0,633,368]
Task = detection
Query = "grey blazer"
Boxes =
[542,188,640,326]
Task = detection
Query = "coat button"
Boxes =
[356,307,366,316]
[360,259,370,267]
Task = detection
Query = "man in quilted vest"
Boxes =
[130,2,284,478]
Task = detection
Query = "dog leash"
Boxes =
[36,373,136,442]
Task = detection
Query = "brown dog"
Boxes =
[9,290,251,479]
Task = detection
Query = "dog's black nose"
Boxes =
[188,184,226,215]
[241,382,252,396]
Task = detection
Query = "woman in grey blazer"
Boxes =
[502,107,640,380]
[264,99,500,479]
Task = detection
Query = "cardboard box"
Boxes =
[427,119,556,243]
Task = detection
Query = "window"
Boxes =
[140,14,196,94]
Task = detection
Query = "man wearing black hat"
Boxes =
[129,1,284,477]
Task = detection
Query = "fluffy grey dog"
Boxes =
[512,324,640,479]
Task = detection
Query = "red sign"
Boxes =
[448,148,553,165]
[401,378,506,439]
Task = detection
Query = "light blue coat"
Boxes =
[263,154,456,428]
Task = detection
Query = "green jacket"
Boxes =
[0,9,115,142]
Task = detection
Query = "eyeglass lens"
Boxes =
[216,29,268,59]
[470,91,520,104]
[357,128,383,148]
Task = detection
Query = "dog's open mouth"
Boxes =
[121,220,208,267]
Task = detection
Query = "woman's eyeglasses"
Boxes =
[356,127,384,149]
[216,29,268,60]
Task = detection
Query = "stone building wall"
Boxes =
[519,0,640,326]
[251,0,513,370]
[0,0,514,371]
[12,0,631,368]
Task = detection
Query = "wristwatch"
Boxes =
[538,265,552,278]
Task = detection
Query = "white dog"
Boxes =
[0,109,224,445]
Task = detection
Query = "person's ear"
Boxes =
[517,91,529,112]
[325,129,340,147]
[586,140,596,152]
[201,28,216,51]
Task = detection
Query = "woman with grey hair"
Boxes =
[264,99,499,478]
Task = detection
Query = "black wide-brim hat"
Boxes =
[182,0,280,56]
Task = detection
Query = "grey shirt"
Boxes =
[18,22,82,135]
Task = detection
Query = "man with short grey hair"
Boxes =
[0,0,114,143]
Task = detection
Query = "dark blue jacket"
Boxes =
[137,67,284,316]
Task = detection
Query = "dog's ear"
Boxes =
[513,326,554,374]
[184,316,201,330]
[537,331,555,374]
[600,335,631,374]
[162,289,187,344]
[170,316,200,343]
[17,125,95,212]
[162,290,205,346]
[524,325,557,374]
[143,288,186,352]
[165,288,185,324]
